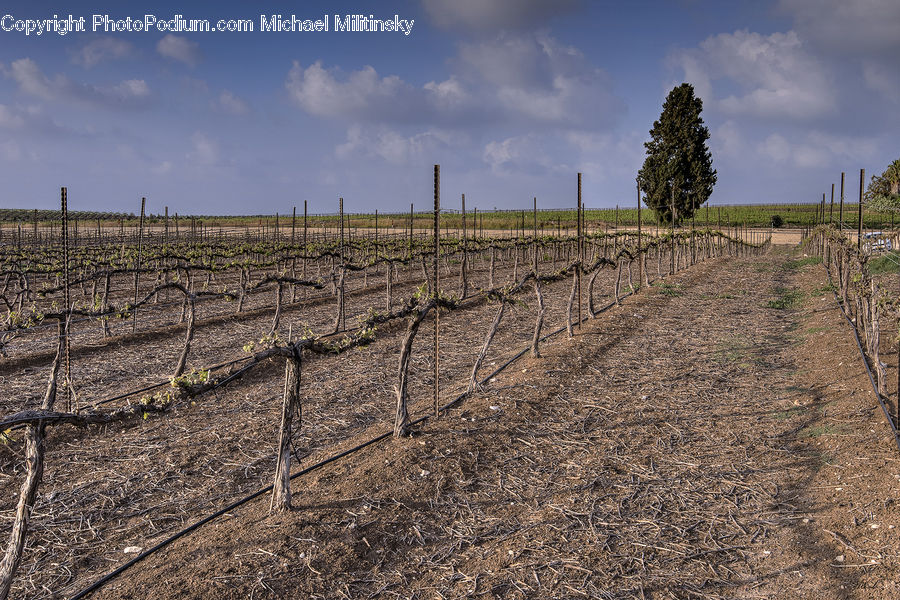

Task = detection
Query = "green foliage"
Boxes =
[782,256,822,271]
[638,83,717,225]
[1,428,16,444]
[868,251,900,275]
[653,281,683,297]
[865,158,900,211]
[170,368,210,389]
[770,214,784,228]
[766,287,804,309]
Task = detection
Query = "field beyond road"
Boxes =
[82,249,900,600]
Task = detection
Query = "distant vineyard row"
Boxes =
[3,202,898,229]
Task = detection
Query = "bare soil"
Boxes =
[5,248,900,599]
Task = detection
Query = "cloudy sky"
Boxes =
[0,0,898,215]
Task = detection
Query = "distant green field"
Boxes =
[0,201,894,231]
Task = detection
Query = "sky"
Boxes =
[0,0,898,216]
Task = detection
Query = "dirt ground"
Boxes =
[4,242,900,599]
[21,248,879,599]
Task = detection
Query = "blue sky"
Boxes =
[0,0,898,215]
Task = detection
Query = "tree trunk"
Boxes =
[531,279,545,358]
[469,301,506,392]
[271,346,301,513]
[394,303,431,437]
[173,295,195,378]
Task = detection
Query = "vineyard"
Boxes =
[5,180,900,598]
[0,176,773,599]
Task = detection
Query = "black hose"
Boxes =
[826,271,900,453]
[65,283,636,600]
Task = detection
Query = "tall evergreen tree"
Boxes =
[638,83,716,225]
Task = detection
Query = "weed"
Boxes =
[772,406,806,420]
[868,252,900,275]
[653,282,683,297]
[799,424,842,438]
[766,287,803,309]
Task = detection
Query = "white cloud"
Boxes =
[564,130,646,183]
[286,33,622,131]
[286,61,419,121]
[7,58,55,98]
[779,0,900,55]
[152,160,173,174]
[757,131,878,168]
[72,37,133,68]
[213,90,249,115]
[336,125,461,165]
[863,61,900,102]
[713,120,743,157]
[457,34,623,129]
[423,77,468,110]
[5,58,151,109]
[0,105,26,129]
[483,135,550,174]
[422,0,580,31]
[156,35,201,66]
[188,132,218,165]
[672,30,834,120]
[112,79,150,99]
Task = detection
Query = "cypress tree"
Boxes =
[638,83,716,225]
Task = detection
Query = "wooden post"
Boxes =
[829,184,834,224]
[577,173,582,330]
[133,197,145,333]
[637,181,642,287]
[433,165,440,417]
[839,172,845,230]
[670,185,676,275]
[460,194,468,298]
[271,344,301,513]
[291,206,296,244]
[858,169,865,250]
[533,197,538,274]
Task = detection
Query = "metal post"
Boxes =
[858,169,865,250]
[533,196,538,274]
[61,187,74,411]
[433,165,440,417]
[577,173,582,329]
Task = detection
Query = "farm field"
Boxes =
[3,223,900,599]
[81,250,900,599]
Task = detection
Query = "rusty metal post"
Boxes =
[576,173,582,329]
[433,165,440,417]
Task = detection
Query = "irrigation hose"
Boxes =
[65,244,751,599]
[65,283,640,600]
[826,271,900,453]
